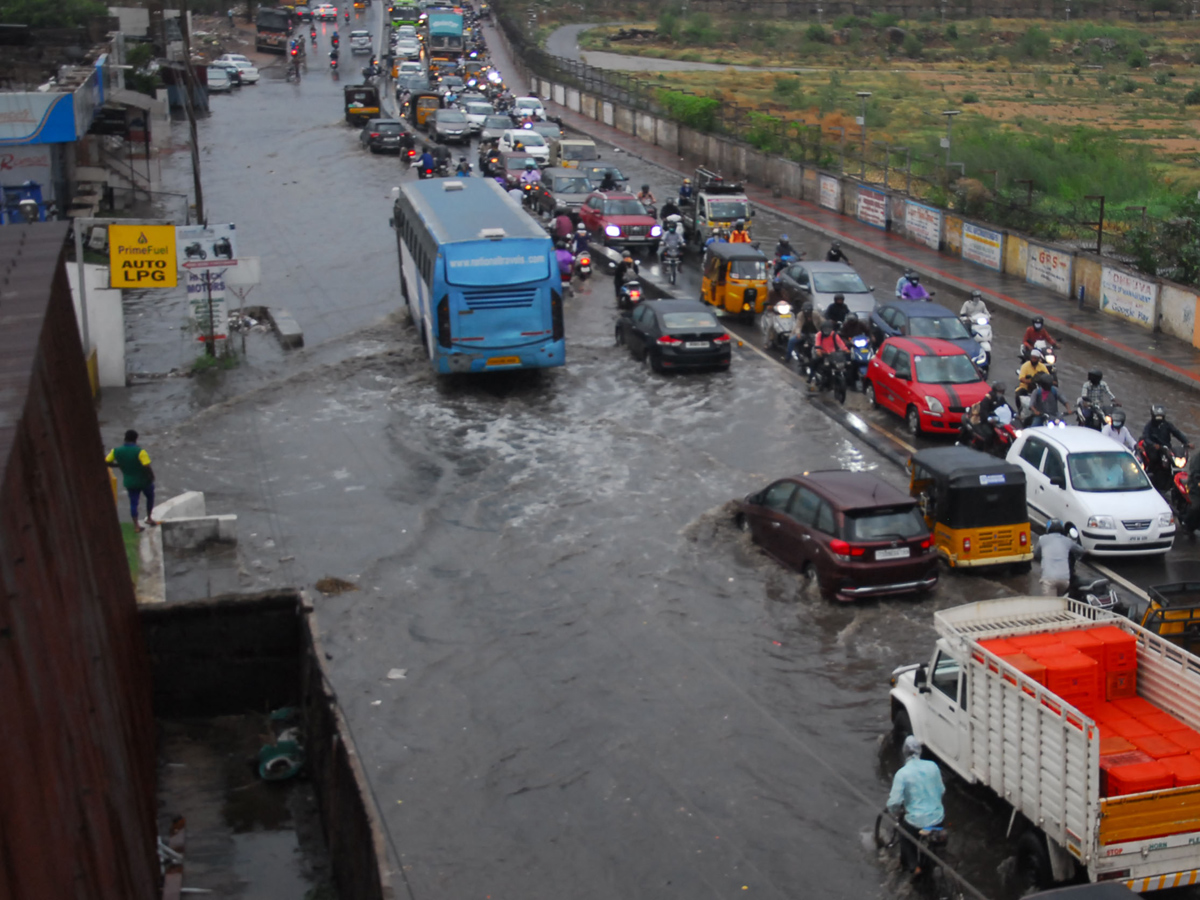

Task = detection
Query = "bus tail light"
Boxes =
[436,295,451,347]
[551,290,564,341]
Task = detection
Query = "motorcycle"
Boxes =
[417,162,435,179]
[874,811,952,895]
[759,300,794,353]
[1067,575,1125,615]
[1136,439,1185,494]
[958,406,1018,459]
[661,245,682,285]
[961,313,992,369]
[618,279,643,311]
[1172,456,1193,522]
[848,332,874,392]
[574,251,592,280]
[330,56,339,70]
[403,146,417,166]
[184,242,206,260]
[212,237,233,259]
[810,349,851,404]
[1020,339,1058,381]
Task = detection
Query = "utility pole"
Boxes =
[856,91,871,179]
[177,0,207,224]
[941,109,960,182]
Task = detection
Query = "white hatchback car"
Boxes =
[498,128,549,163]
[214,54,260,83]
[513,95,545,120]
[1006,425,1176,556]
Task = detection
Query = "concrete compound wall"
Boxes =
[66,261,126,387]
[524,54,1200,349]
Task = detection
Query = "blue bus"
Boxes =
[391,177,564,374]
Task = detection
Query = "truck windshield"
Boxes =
[709,199,749,220]
[1068,452,1151,492]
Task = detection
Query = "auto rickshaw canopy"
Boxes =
[704,243,767,264]
[910,446,1028,529]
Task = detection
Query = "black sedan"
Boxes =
[615,298,731,373]
[359,118,413,154]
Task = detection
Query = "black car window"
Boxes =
[762,481,797,512]
[880,344,898,368]
[1043,447,1066,482]
[789,487,821,525]
[794,267,810,287]
[1019,437,1047,470]
[814,501,836,535]
[894,312,910,334]
[633,305,653,327]
[878,307,897,328]
[893,350,911,380]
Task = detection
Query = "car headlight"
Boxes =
[650,225,662,237]
[604,224,621,237]
[924,396,944,415]
[1160,512,1175,527]
[1087,515,1115,530]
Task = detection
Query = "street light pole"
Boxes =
[856,91,871,179]
[941,109,961,182]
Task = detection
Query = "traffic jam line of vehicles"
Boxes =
[327,15,1200,893]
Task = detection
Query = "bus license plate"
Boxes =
[685,341,709,349]
[876,547,911,560]
[486,356,521,367]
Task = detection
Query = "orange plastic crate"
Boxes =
[1100,736,1138,756]
[1042,650,1100,693]
[1029,643,1081,661]
[1110,718,1158,740]
[1011,633,1065,651]
[1089,625,1138,671]
[1106,670,1137,702]
[1107,760,1175,796]
[1168,729,1200,752]
[1059,630,1108,666]
[1162,754,1200,787]
[1140,711,1187,733]
[1112,696,1158,718]
[1101,749,1156,796]
[1055,690,1097,717]
[1132,733,1188,760]
[1093,703,1134,725]
[1004,653,1047,686]
[978,638,1020,657]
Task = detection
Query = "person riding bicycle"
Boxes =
[887,735,946,876]
[1022,315,1058,357]
[960,289,989,319]
[1101,408,1138,453]
[809,319,848,387]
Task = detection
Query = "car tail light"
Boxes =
[713,333,731,344]
[829,539,865,559]
[657,334,681,346]
[1019,531,1028,546]
[920,536,932,550]
[371,132,380,138]
[963,537,971,553]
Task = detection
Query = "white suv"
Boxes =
[498,128,548,164]
[350,30,372,54]
[1006,425,1176,556]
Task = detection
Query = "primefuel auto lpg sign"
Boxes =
[108,224,178,287]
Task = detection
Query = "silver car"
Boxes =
[538,167,594,210]
[430,108,470,144]
[774,261,877,319]
[393,38,421,59]
[479,114,515,142]
[462,100,494,133]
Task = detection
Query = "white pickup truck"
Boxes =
[891,597,1200,894]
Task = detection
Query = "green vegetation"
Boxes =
[655,89,720,130]
[0,0,107,27]
[1126,196,1200,283]
[120,522,140,586]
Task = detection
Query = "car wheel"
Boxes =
[906,405,922,436]
[864,382,878,409]
[648,350,664,374]
[892,707,913,742]
[799,563,819,594]
[614,325,624,347]
[735,512,749,533]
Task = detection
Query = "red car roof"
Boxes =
[884,336,968,357]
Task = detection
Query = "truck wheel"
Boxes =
[892,708,913,741]
[1017,831,1052,890]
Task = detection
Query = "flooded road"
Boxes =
[98,12,1200,898]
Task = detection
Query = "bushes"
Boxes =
[1010,25,1050,60]
[0,0,107,26]
[1185,88,1200,105]
[656,90,721,131]
[805,23,828,43]
[1127,47,1146,68]
[962,92,979,103]
[902,33,923,58]
[871,12,900,27]
[680,12,720,46]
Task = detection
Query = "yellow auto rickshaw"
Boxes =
[700,243,769,319]
[404,91,442,130]
[1139,584,1200,654]
[908,446,1033,569]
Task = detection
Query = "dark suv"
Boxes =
[359,118,412,154]
[734,470,938,601]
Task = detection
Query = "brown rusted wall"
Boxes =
[684,0,1152,19]
[0,223,159,900]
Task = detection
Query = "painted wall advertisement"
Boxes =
[1026,243,1072,296]
[961,221,1003,271]
[187,269,227,343]
[855,187,887,229]
[818,174,841,211]
[905,201,941,250]
[1100,267,1158,328]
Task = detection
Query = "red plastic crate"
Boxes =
[1004,653,1047,686]
[978,638,1020,657]
[1110,718,1158,740]
[1100,736,1138,756]
[1029,643,1081,661]
[1101,749,1155,796]
[1106,670,1137,702]
[1132,733,1188,760]
[1088,625,1138,672]
[1140,711,1188,733]
[1106,760,1175,797]
[1112,697,1158,718]
[1162,754,1200,787]
[1011,633,1065,651]
[1093,703,1134,725]
[1054,690,1097,717]
[1059,630,1108,666]
[1168,729,1200,752]
[1042,650,1100,694]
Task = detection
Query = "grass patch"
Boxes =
[121,521,140,586]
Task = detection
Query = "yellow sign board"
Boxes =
[108,224,178,288]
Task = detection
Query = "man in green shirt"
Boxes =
[105,429,157,532]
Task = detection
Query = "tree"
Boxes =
[0,0,109,28]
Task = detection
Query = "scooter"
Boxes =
[661,244,682,285]
[618,278,643,311]
[961,312,992,369]
[848,332,874,391]
[574,251,592,280]
[1067,575,1124,615]
[1172,456,1193,521]
[759,299,794,353]
[1020,339,1059,380]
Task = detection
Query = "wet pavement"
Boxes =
[98,10,1200,898]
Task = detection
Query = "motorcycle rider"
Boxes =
[824,293,850,327]
[825,240,849,263]
[660,223,684,260]
[1022,315,1058,357]
[840,311,868,342]
[678,177,694,204]
[613,252,639,300]
[900,273,931,301]
[1017,348,1051,392]
[1081,367,1117,410]
[703,228,727,256]
[809,319,848,387]
[1142,407,1193,480]
[418,148,435,177]
[330,47,339,64]
[729,219,751,243]
[454,156,472,176]
[660,197,680,223]
[572,223,590,256]
[1101,408,1138,453]
[969,381,1014,453]
[598,170,618,192]
[637,184,656,208]
[1029,372,1071,426]
[519,159,541,185]
[664,213,685,238]
[432,144,452,172]
[1075,396,1105,431]
[1035,519,1084,597]
[895,268,915,298]
[886,735,945,876]
[331,30,339,48]
[554,240,574,281]
[785,302,819,363]
[774,234,797,260]
[960,289,989,319]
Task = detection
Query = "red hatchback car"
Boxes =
[735,470,938,602]
[864,336,990,436]
[579,192,662,251]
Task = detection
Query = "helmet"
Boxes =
[1032,316,1044,328]
[991,381,1006,395]
[902,735,923,761]
[666,214,681,225]
[1152,404,1166,421]
[622,252,633,262]
[1088,367,1103,385]
[735,218,746,227]
[1111,409,1127,428]
[971,289,982,300]
[1029,348,1044,360]
[904,268,913,277]
[801,302,814,313]
[831,240,841,249]
[554,239,566,249]
[844,312,857,324]
[833,293,846,303]
[524,159,536,169]
[1045,519,1065,535]
[641,184,650,192]
[683,177,692,184]
[1035,372,1054,389]
[576,223,587,234]
[907,273,920,283]
[780,234,789,242]
[819,319,833,335]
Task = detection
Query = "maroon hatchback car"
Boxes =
[735,470,938,601]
